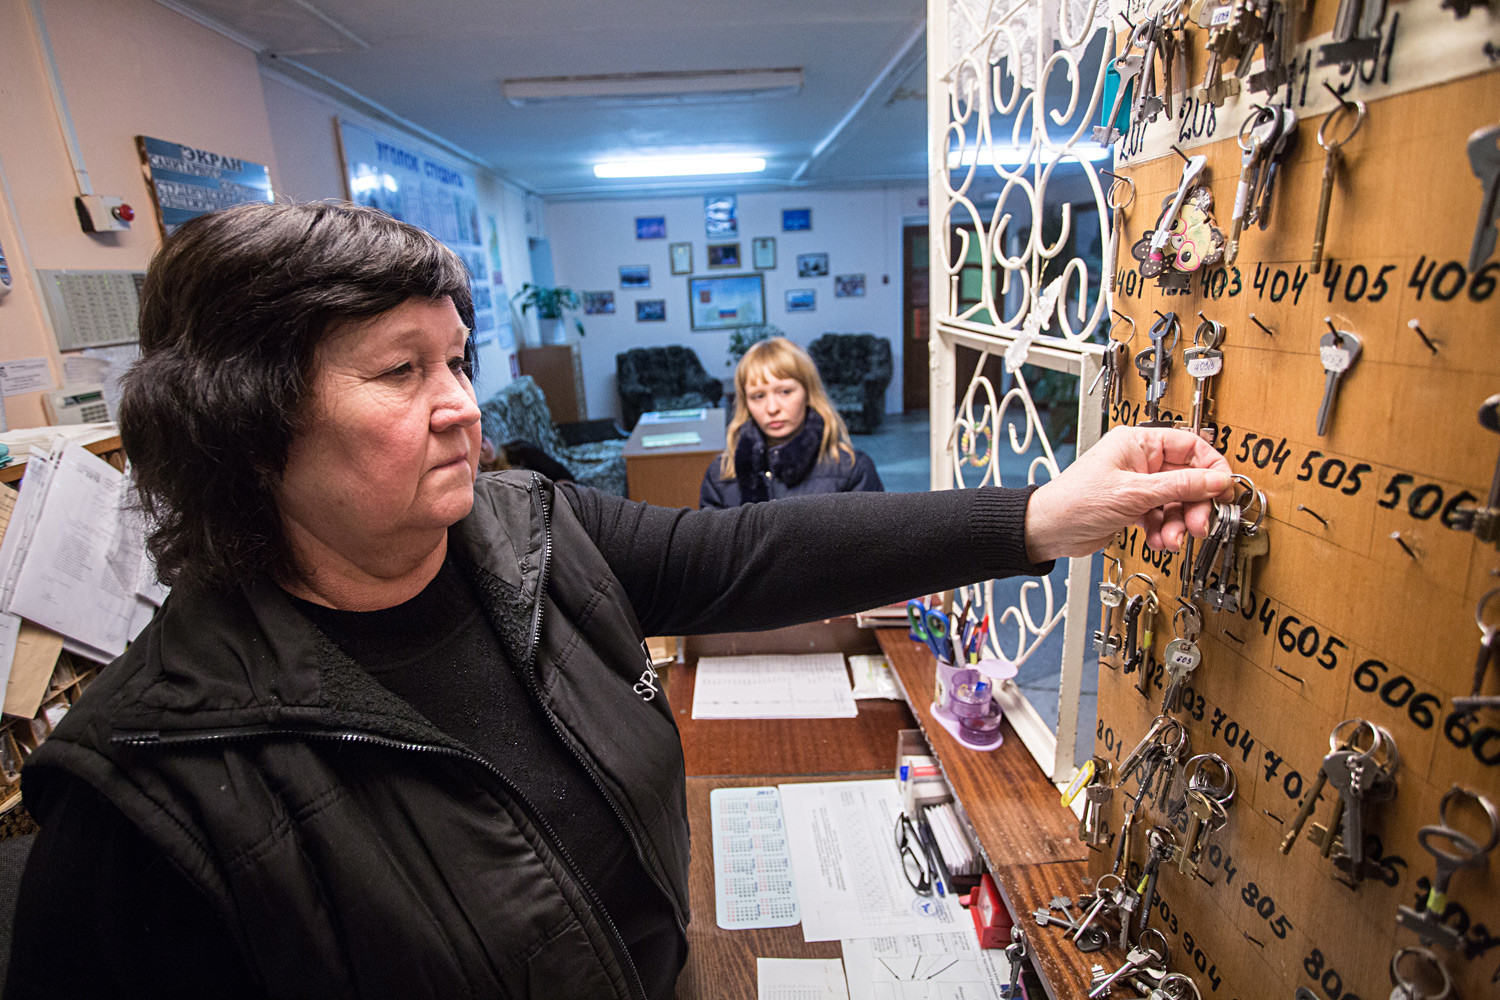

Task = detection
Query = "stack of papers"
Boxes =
[0,438,167,714]
[640,431,701,449]
[924,801,981,877]
[691,654,857,720]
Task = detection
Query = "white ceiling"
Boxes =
[166,0,931,200]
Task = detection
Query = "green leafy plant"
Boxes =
[512,283,585,336]
[725,324,781,367]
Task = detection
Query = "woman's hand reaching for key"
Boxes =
[1023,426,1232,563]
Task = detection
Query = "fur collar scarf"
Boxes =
[733,410,825,504]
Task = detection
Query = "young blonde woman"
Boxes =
[700,337,883,508]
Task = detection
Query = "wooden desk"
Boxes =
[877,629,1126,1000]
[623,408,725,509]
[670,622,1103,1000]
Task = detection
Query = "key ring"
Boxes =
[1107,174,1136,213]
[1184,753,1236,802]
[1437,784,1500,854]
[1138,926,1170,966]
[1158,972,1203,999]
[1330,718,1383,758]
[1228,475,1267,534]
[1124,571,1158,601]
[1149,311,1182,353]
[1193,312,1226,349]
[1103,554,1124,589]
[1172,602,1202,642]
[1389,946,1452,999]
[1317,92,1367,153]
[1109,310,1137,345]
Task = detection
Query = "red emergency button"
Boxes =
[112,203,135,222]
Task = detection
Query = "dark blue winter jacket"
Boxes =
[698,410,883,508]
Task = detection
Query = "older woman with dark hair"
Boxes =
[8,202,1230,1000]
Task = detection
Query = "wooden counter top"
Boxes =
[877,628,1128,1000]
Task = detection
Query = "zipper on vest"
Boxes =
[523,477,687,950]
[112,723,649,1000]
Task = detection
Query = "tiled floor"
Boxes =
[856,409,1101,768]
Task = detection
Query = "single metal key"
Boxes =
[1095,557,1126,658]
[1161,637,1201,713]
[1136,827,1176,936]
[1467,124,1500,273]
[1122,595,1145,673]
[1310,96,1366,273]
[1179,789,1219,876]
[1316,324,1361,436]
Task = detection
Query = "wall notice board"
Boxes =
[336,120,507,346]
[1089,4,1500,999]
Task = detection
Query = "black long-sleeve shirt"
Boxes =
[8,483,1046,999]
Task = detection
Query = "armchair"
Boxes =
[807,333,893,434]
[615,346,723,431]
[477,376,627,495]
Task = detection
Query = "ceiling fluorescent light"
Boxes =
[503,69,802,107]
[948,144,1112,168]
[594,156,767,179]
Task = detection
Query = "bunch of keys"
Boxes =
[1148,973,1204,999]
[1285,718,1400,884]
[1132,826,1178,939]
[1095,554,1126,660]
[1161,602,1203,712]
[1072,872,1124,944]
[1066,756,1115,849]
[1113,717,1191,874]
[1176,753,1235,877]
[1088,927,1168,998]
[1088,312,1133,432]
[1388,946,1454,1000]
[1120,572,1160,678]
[1225,105,1281,264]
[1189,474,1268,613]
[1466,124,1499,274]
[1395,785,1498,949]
[1135,312,1180,426]
[1032,892,1109,952]
[1453,587,1500,716]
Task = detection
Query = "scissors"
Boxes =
[906,600,954,663]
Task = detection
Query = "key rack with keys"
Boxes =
[1090,7,1499,996]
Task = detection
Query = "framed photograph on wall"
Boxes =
[705,193,738,237]
[619,265,651,289]
[636,216,667,240]
[782,208,811,232]
[670,242,693,275]
[785,289,816,312]
[834,274,866,297]
[796,253,829,278]
[583,291,616,315]
[688,273,766,331]
[636,299,666,322]
[707,242,741,268]
[752,237,776,270]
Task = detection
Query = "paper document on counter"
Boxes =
[1,440,142,658]
[756,958,849,1000]
[777,779,960,942]
[840,931,1010,999]
[692,653,857,719]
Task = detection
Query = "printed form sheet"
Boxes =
[777,779,960,942]
[841,932,1011,1000]
[756,958,850,1000]
[692,654,857,720]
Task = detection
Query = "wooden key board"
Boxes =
[1093,5,1500,997]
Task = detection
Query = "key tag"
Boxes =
[1165,187,1226,273]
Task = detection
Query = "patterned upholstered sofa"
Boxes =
[615,346,723,431]
[807,333,893,434]
[477,376,627,496]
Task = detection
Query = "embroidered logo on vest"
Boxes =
[634,640,659,701]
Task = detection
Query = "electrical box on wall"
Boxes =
[74,195,134,233]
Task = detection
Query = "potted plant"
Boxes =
[725,323,781,368]
[512,284,585,340]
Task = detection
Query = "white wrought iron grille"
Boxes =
[927,0,1115,783]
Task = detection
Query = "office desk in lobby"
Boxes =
[624,408,726,509]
